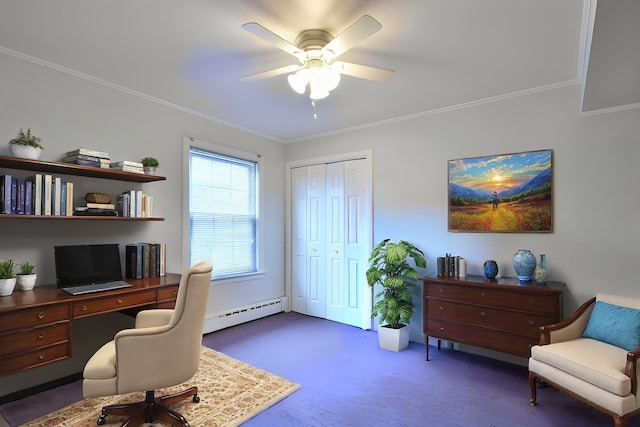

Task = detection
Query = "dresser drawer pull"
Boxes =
[529,298,535,303]
[38,353,44,360]
[117,298,123,304]
[528,320,534,325]
[82,305,88,311]
[37,313,44,320]
[439,287,444,293]
[480,311,486,316]
[439,326,445,331]
[480,291,486,296]
[439,305,445,310]
[38,332,45,339]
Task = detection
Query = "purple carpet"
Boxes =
[1,312,637,426]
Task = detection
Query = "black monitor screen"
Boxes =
[54,244,123,287]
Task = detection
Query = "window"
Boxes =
[188,143,259,279]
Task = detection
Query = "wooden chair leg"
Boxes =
[528,371,538,406]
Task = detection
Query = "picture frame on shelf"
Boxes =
[448,149,552,233]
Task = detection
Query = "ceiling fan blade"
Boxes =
[322,15,382,59]
[239,64,302,82]
[242,22,302,58]
[334,61,395,83]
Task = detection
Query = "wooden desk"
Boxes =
[422,275,565,361]
[0,274,180,377]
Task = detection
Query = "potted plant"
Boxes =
[16,261,37,291]
[0,259,17,296]
[9,128,44,160]
[366,239,427,351]
[141,156,159,175]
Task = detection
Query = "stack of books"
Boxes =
[74,201,118,216]
[109,160,144,174]
[64,148,110,168]
[116,190,154,218]
[1,173,74,216]
[125,242,166,278]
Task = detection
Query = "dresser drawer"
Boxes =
[0,322,70,357]
[0,305,70,332]
[0,342,70,376]
[426,319,535,358]
[73,290,156,318]
[426,283,557,314]
[427,299,555,337]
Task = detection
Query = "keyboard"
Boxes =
[61,280,133,296]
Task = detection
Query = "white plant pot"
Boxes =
[378,324,410,352]
[10,145,42,160]
[0,278,17,296]
[16,274,37,291]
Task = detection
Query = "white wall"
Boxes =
[284,84,640,345]
[0,53,285,394]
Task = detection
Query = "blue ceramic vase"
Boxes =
[483,260,498,279]
[512,250,537,281]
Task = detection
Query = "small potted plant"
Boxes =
[141,157,159,175]
[0,259,17,296]
[16,261,37,291]
[366,239,427,351]
[9,128,44,160]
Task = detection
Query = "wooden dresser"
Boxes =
[422,276,565,360]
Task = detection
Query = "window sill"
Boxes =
[211,271,266,286]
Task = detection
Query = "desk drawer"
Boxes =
[426,300,555,337]
[0,305,69,332]
[0,342,70,376]
[0,322,70,357]
[73,290,156,318]
[157,285,179,304]
[426,283,557,314]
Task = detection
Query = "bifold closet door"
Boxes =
[291,160,370,328]
[291,164,326,317]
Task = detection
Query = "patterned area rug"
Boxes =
[20,347,300,427]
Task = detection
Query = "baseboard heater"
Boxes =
[203,297,287,334]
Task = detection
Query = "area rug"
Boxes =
[19,347,300,427]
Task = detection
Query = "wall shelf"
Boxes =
[0,155,166,183]
[0,155,166,221]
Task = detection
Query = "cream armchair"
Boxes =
[529,293,640,427]
[83,261,212,427]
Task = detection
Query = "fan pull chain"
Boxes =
[311,100,318,119]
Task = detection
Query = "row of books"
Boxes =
[125,243,166,279]
[1,173,74,216]
[437,253,465,279]
[117,191,154,218]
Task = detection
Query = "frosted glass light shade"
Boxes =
[287,68,309,94]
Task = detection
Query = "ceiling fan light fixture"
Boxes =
[287,68,309,94]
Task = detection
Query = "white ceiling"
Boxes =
[0,0,638,143]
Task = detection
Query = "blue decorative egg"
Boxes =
[483,260,498,279]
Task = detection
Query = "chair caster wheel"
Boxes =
[97,415,107,425]
[193,395,200,403]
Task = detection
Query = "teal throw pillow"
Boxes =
[583,301,640,351]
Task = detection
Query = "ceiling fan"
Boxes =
[240,15,395,101]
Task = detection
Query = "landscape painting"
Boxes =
[448,149,552,232]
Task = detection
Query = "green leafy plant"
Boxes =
[141,157,159,167]
[366,239,427,329]
[9,128,44,150]
[0,259,16,279]
[17,262,36,275]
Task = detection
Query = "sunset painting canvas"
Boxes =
[448,150,552,232]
